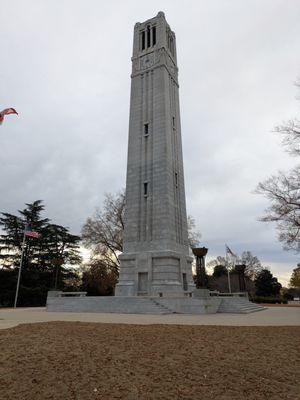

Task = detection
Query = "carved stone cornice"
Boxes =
[131,47,179,85]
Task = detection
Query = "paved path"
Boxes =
[0,307,299,329]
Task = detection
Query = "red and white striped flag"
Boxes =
[0,108,18,125]
[225,244,237,258]
[24,229,40,238]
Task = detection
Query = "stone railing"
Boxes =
[59,292,87,297]
[209,291,248,299]
[47,291,87,298]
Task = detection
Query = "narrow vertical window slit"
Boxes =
[144,182,148,197]
[152,26,156,46]
[141,31,145,50]
[144,123,149,136]
[147,26,151,48]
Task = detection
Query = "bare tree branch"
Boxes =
[256,167,300,252]
[81,190,125,271]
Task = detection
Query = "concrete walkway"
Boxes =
[0,306,299,329]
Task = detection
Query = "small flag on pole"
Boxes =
[0,108,18,125]
[24,229,40,238]
[225,244,237,258]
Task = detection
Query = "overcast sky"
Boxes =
[1,0,300,285]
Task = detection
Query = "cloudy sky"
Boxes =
[1,0,299,285]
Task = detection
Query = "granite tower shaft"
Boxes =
[116,12,194,296]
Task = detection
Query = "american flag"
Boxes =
[0,108,18,125]
[225,244,237,258]
[24,229,40,238]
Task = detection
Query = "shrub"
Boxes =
[252,296,287,304]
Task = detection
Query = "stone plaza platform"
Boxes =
[46,295,221,314]
[46,291,265,315]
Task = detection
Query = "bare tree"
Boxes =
[276,120,300,156]
[208,251,262,279]
[257,79,300,252]
[257,168,300,251]
[81,191,125,272]
[275,80,300,156]
[207,256,227,269]
[187,215,201,248]
[239,251,263,279]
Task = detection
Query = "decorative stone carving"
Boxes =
[132,48,178,82]
[140,53,155,70]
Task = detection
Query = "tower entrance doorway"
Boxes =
[138,272,148,295]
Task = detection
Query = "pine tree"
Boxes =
[0,201,82,306]
[0,200,49,269]
[290,264,300,288]
[255,269,282,297]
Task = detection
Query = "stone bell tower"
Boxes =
[115,12,195,297]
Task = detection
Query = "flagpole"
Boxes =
[225,244,232,294]
[14,228,27,308]
[227,268,232,294]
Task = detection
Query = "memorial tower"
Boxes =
[115,12,195,296]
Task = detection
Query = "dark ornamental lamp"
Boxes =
[192,247,208,289]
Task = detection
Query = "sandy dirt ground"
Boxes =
[0,322,299,400]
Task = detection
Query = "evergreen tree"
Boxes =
[212,264,228,278]
[255,269,282,297]
[41,223,82,289]
[0,201,82,306]
[290,264,300,288]
[0,200,49,269]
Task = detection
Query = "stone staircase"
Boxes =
[47,293,264,315]
[217,297,266,314]
[149,298,177,314]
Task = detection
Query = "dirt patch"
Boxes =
[0,322,299,400]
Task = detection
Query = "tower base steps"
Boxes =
[217,297,266,314]
[47,295,221,315]
[47,293,266,315]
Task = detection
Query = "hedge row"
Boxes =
[252,296,288,304]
